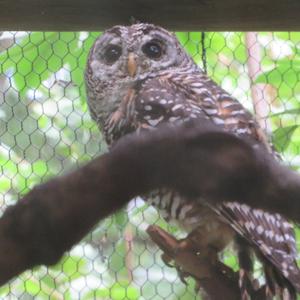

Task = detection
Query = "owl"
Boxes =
[85,24,300,298]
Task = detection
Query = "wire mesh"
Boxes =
[0,31,299,299]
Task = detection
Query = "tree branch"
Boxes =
[0,120,299,297]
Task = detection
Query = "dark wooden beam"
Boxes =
[0,0,300,31]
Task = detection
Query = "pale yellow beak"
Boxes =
[127,52,137,77]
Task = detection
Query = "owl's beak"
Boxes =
[127,52,137,77]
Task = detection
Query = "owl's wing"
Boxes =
[164,71,273,149]
[178,73,300,292]
[135,74,300,293]
[212,202,300,292]
[134,75,212,129]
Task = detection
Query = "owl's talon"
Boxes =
[161,251,190,284]
[161,253,174,268]
[177,268,190,285]
[194,281,202,293]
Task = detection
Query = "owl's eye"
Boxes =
[142,41,163,59]
[103,45,122,64]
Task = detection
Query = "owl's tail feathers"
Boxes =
[265,262,300,300]
[286,263,300,295]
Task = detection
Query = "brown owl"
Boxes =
[85,24,300,299]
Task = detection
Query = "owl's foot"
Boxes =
[239,269,254,300]
[147,225,214,281]
[176,267,191,285]
[161,252,190,284]
[161,252,173,268]
[147,225,246,298]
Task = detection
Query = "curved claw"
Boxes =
[161,252,174,268]
[177,267,190,285]
[161,252,190,285]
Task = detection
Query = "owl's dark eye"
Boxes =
[103,45,122,64]
[142,41,163,59]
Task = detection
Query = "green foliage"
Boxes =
[0,32,99,104]
[83,283,140,300]
[272,125,299,152]
[0,30,299,299]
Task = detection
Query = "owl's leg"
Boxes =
[161,251,191,284]
[263,264,280,299]
[148,224,242,299]
[160,234,207,284]
[148,224,219,284]
[169,229,223,285]
[173,231,241,295]
[235,236,256,300]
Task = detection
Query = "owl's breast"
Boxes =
[102,84,139,145]
[147,189,235,252]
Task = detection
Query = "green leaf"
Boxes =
[24,279,40,296]
[223,252,239,272]
[32,160,48,177]
[272,125,299,152]
[52,254,87,282]
[0,32,89,99]
[83,283,140,300]
[271,108,300,117]
[256,58,300,87]
[39,273,56,290]
[274,32,300,45]
[83,288,109,299]
[0,284,10,297]
[114,209,128,227]
[0,177,11,193]
[110,283,139,300]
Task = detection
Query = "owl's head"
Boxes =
[86,23,195,84]
[85,24,198,131]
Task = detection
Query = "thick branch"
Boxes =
[0,120,299,291]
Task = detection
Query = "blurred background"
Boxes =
[0,31,299,299]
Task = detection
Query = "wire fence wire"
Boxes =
[0,31,299,299]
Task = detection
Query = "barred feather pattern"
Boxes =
[134,73,300,296]
[135,73,300,292]
[85,23,300,297]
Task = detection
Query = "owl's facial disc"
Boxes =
[89,24,190,84]
[86,24,195,127]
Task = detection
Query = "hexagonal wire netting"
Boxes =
[0,31,299,299]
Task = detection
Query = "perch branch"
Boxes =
[0,120,299,291]
[147,225,270,300]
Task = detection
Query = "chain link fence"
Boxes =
[0,31,299,299]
